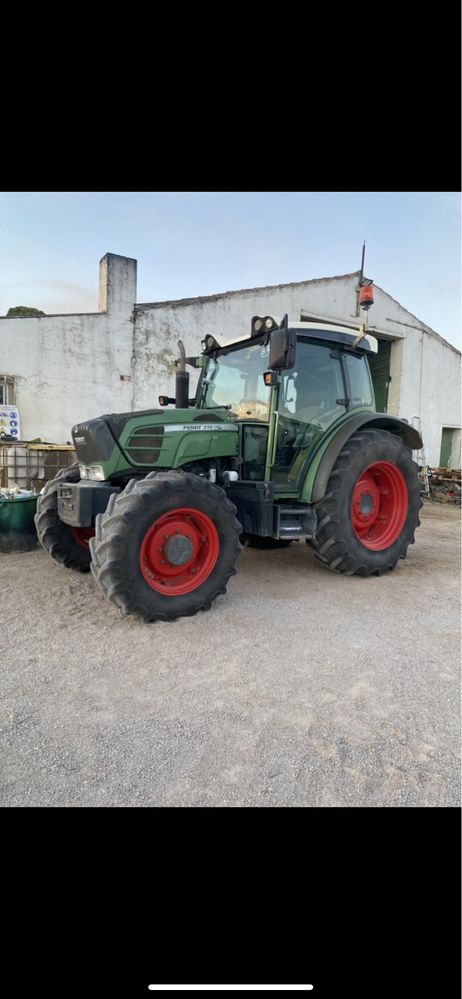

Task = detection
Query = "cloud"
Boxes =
[43,280,98,313]
[0,279,98,316]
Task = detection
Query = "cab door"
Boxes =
[271,339,347,489]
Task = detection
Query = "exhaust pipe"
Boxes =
[175,340,189,408]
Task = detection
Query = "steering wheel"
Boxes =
[233,399,268,419]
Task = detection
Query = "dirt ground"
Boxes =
[2,501,460,807]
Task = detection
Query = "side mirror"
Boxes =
[269,319,296,370]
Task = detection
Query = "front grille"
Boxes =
[125,426,165,465]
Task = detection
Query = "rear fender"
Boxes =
[306,414,423,503]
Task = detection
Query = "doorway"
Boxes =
[439,428,454,467]
[368,339,391,413]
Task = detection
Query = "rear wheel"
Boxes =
[90,471,242,622]
[308,429,422,576]
[34,464,93,572]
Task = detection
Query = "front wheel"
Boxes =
[34,463,93,572]
[90,471,242,622]
[308,429,422,576]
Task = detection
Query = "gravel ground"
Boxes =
[1,501,460,807]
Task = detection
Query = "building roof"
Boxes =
[135,270,362,311]
[135,270,460,356]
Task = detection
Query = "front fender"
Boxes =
[305,413,423,503]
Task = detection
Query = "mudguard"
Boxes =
[309,413,423,503]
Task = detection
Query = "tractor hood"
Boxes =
[72,407,238,477]
[101,406,236,438]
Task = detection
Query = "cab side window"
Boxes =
[279,341,345,425]
[274,341,346,486]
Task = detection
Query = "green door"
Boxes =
[368,339,391,413]
[440,428,453,467]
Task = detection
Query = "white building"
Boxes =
[0,252,460,467]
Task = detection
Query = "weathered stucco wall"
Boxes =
[133,273,370,408]
[0,256,459,466]
[0,255,137,442]
[366,287,461,464]
[397,327,461,464]
[133,273,461,465]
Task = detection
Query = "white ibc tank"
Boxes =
[0,446,46,489]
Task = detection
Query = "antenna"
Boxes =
[359,240,366,286]
[355,240,366,316]
[353,241,374,342]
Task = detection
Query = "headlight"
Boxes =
[88,465,105,482]
[79,464,106,481]
[251,315,279,336]
[89,465,106,480]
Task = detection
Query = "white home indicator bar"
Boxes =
[148,987,314,992]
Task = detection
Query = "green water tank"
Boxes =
[0,494,38,552]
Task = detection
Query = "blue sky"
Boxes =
[0,191,460,348]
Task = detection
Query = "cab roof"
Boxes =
[217,319,378,354]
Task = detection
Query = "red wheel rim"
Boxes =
[70,526,95,549]
[351,461,408,551]
[140,507,219,595]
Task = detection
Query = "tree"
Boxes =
[6,306,46,317]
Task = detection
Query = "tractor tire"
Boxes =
[90,471,242,622]
[241,534,292,549]
[308,428,422,576]
[34,463,93,572]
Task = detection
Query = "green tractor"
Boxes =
[35,313,423,622]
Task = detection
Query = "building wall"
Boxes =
[132,273,366,410]
[0,255,137,443]
[132,273,405,407]
[134,275,460,465]
[397,327,461,465]
[0,254,460,466]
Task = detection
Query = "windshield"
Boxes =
[200,341,271,420]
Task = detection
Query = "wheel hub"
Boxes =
[163,534,194,565]
[358,491,376,516]
[70,526,95,549]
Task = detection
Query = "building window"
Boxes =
[0,377,16,405]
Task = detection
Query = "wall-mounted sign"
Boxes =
[0,406,20,439]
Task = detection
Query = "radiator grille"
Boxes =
[125,426,165,465]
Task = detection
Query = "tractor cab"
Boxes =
[197,315,379,492]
